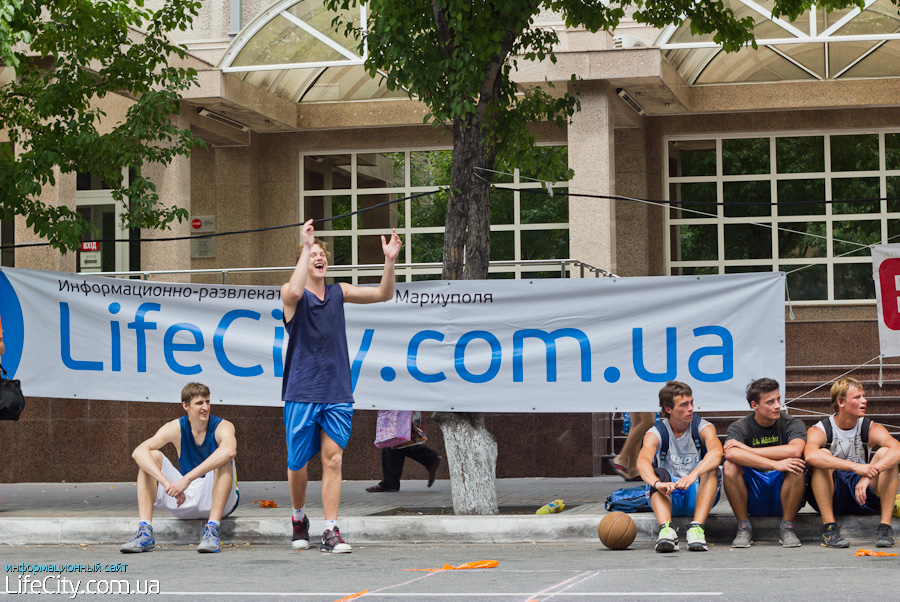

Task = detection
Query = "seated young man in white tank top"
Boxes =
[805,377,900,548]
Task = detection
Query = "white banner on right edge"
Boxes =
[872,244,900,357]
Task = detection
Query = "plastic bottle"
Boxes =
[536,499,565,514]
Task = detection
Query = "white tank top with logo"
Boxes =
[813,416,867,464]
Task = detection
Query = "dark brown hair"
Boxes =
[745,378,779,407]
[658,381,692,418]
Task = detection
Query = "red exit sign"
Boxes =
[81,242,100,252]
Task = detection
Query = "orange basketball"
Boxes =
[598,511,636,550]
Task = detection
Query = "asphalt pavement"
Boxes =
[2,541,899,601]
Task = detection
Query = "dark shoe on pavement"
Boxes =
[876,523,895,548]
[120,523,155,554]
[291,516,310,550]
[365,484,399,492]
[427,456,442,487]
[821,523,849,548]
[321,527,352,553]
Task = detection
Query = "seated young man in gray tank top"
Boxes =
[805,377,900,548]
[636,381,723,553]
[120,382,239,554]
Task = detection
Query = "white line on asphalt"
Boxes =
[159,593,724,597]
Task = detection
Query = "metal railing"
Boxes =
[96,259,618,283]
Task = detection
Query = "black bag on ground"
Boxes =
[0,364,25,421]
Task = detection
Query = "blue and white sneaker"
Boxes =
[197,522,221,553]
[120,523,155,554]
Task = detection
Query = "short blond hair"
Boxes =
[295,238,331,263]
[830,377,863,412]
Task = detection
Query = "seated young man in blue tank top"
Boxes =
[637,381,723,553]
[120,382,238,554]
[282,218,401,554]
[805,377,900,548]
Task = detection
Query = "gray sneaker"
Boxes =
[876,523,895,548]
[779,524,802,548]
[197,523,221,553]
[732,523,752,548]
[120,523,154,554]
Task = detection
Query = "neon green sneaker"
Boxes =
[655,521,678,553]
[686,523,708,551]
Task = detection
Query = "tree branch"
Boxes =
[432,0,455,60]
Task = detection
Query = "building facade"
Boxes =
[3,1,899,482]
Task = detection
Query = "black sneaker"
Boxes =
[320,527,352,554]
[291,516,310,550]
[875,523,895,548]
[821,523,849,548]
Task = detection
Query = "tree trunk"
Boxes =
[437,113,500,514]
[442,115,493,281]
[433,411,499,515]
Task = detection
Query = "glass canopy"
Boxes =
[657,0,900,85]
[219,0,406,103]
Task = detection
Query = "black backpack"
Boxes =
[0,364,25,421]
[654,414,707,467]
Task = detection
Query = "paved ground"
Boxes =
[2,542,899,601]
[1,477,896,547]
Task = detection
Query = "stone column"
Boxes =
[140,114,192,280]
[567,80,616,277]
[569,81,619,476]
[615,126,650,277]
[14,167,77,273]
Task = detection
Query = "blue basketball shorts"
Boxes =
[743,467,787,517]
[653,467,722,518]
[284,401,353,471]
[806,469,881,516]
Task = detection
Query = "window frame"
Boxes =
[299,146,571,283]
[664,127,900,305]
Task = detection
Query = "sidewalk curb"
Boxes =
[1,514,894,546]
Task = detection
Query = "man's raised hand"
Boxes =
[382,228,402,261]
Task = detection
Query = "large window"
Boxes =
[666,131,900,303]
[301,147,570,282]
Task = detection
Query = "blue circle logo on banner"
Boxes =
[0,271,24,378]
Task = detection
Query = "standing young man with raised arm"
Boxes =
[282,218,401,554]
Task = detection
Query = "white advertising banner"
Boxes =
[872,244,900,357]
[0,267,785,412]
